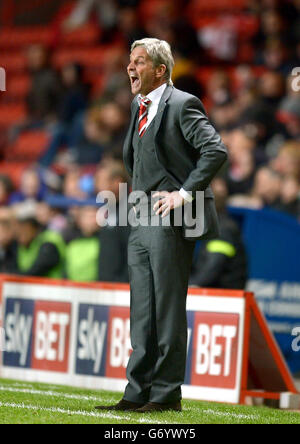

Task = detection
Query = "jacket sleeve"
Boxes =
[189,250,227,287]
[179,96,228,198]
[98,226,129,283]
[20,242,60,277]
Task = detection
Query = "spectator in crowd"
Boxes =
[25,44,61,122]
[262,39,295,76]
[275,174,300,219]
[190,178,248,289]
[98,222,129,283]
[26,45,61,122]
[94,156,129,224]
[143,0,200,60]
[117,6,147,48]
[252,166,282,208]
[238,100,283,159]
[9,169,45,205]
[59,62,90,124]
[64,206,100,282]
[9,44,61,141]
[63,197,129,283]
[253,7,293,59]
[0,207,18,274]
[277,88,300,141]
[174,73,204,101]
[207,70,232,108]
[14,214,65,278]
[0,175,14,206]
[95,156,130,282]
[97,69,132,113]
[35,201,68,234]
[70,107,107,165]
[48,102,127,167]
[228,166,282,210]
[258,71,285,109]
[62,0,118,38]
[225,128,257,195]
[61,168,88,234]
[40,62,90,167]
[63,167,88,200]
[271,141,300,179]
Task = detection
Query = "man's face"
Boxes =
[127,46,157,96]
[78,207,99,237]
[16,222,37,247]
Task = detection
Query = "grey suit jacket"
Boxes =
[123,85,228,240]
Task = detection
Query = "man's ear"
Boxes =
[156,64,167,80]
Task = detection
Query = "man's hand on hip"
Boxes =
[153,191,187,218]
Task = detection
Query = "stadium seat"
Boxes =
[0,26,53,48]
[1,52,27,74]
[52,47,106,69]
[5,130,49,162]
[194,15,259,39]
[236,42,255,63]
[0,104,26,127]
[5,75,30,101]
[138,0,173,23]
[0,161,30,187]
[196,67,215,88]
[234,15,260,40]
[188,0,246,15]
[51,1,79,26]
[60,23,101,47]
[89,73,105,96]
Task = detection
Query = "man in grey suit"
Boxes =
[96,38,227,413]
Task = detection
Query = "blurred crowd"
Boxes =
[0,0,299,284]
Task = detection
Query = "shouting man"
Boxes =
[96,38,227,413]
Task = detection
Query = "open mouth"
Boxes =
[130,75,140,89]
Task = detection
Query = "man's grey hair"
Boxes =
[131,38,175,86]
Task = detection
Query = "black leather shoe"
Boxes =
[95,399,144,411]
[134,401,182,413]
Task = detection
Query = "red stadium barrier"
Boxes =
[0,275,297,405]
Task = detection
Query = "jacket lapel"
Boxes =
[154,85,173,138]
[123,98,139,176]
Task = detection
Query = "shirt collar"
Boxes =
[138,83,167,107]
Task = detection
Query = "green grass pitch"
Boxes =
[0,378,299,424]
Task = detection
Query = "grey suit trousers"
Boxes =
[124,211,195,404]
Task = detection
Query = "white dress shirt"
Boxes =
[138,83,193,203]
[138,83,167,130]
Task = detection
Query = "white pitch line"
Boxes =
[0,388,176,425]
[0,385,113,403]
[202,408,258,420]
[0,401,130,421]
[184,406,259,421]
[0,385,259,423]
[5,382,35,389]
[0,401,174,424]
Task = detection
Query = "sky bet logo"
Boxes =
[76,304,109,376]
[3,298,71,371]
[4,299,34,367]
[76,305,132,378]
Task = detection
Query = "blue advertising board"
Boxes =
[229,207,300,374]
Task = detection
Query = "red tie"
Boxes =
[138,96,151,138]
